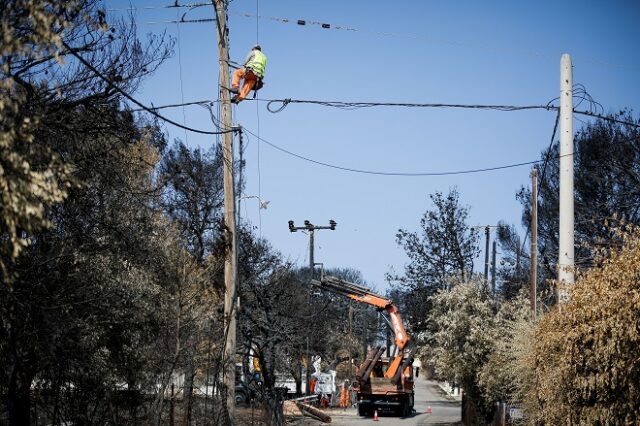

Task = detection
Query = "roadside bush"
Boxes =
[529,225,640,424]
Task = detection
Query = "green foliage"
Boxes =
[159,141,225,263]
[429,279,533,424]
[494,221,531,300]
[430,280,495,417]
[0,0,172,281]
[1,104,174,420]
[0,2,178,421]
[515,112,640,303]
[391,188,479,333]
[477,293,532,405]
[0,0,83,276]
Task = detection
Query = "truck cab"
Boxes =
[355,356,414,417]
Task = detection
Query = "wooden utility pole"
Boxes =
[531,168,538,320]
[491,240,497,295]
[213,0,238,421]
[483,226,490,289]
[309,228,315,274]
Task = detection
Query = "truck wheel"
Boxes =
[235,391,247,405]
[398,401,407,417]
[404,400,411,417]
[357,404,366,417]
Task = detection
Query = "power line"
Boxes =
[573,109,640,128]
[126,96,639,134]
[134,6,635,70]
[108,2,209,12]
[520,111,560,253]
[129,98,639,129]
[263,97,640,128]
[60,41,234,136]
[240,126,574,177]
[130,99,215,112]
[175,6,189,143]
[144,17,216,25]
[265,98,555,114]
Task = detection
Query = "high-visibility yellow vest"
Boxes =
[246,51,267,79]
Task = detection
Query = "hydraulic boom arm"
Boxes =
[311,275,412,383]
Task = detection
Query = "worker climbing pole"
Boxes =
[229,44,267,104]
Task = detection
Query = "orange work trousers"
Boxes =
[231,68,258,102]
[339,387,349,408]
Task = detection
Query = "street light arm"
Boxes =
[241,195,269,209]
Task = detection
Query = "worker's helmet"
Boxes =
[252,44,262,51]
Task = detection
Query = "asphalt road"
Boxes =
[290,377,461,426]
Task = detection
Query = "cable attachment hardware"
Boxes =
[266,98,292,113]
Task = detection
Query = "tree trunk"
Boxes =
[295,375,302,395]
[183,361,196,425]
[291,361,302,395]
[296,401,332,423]
[8,366,33,426]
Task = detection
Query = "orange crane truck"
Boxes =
[311,274,416,417]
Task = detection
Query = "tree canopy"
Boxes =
[509,112,640,302]
[391,188,479,332]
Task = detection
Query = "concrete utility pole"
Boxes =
[531,168,538,320]
[558,54,574,302]
[213,0,238,420]
[288,219,337,394]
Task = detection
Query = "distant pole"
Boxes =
[213,0,238,420]
[309,229,315,274]
[484,226,490,289]
[306,228,314,395]
[491,240,497,295]
[350,302,355,376]
[531,168,538,320]
[558,54,574,302]
[288,219,337,394]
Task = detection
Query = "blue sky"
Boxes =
[108,0,640,290]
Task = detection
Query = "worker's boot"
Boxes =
[231,95,240,104]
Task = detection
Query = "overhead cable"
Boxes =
[60,41,235,135]
[126,97,639,130]
[240,126,574,177]
[135,6,629,69]
[519,110,561,252]
[263,97,640,128]
[108,2,209,12]
[573,110,640,128]
[265,98,554,114]
[144,17,216,25]
[130,99,215,112]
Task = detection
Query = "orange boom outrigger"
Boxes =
[311,274,416,417]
